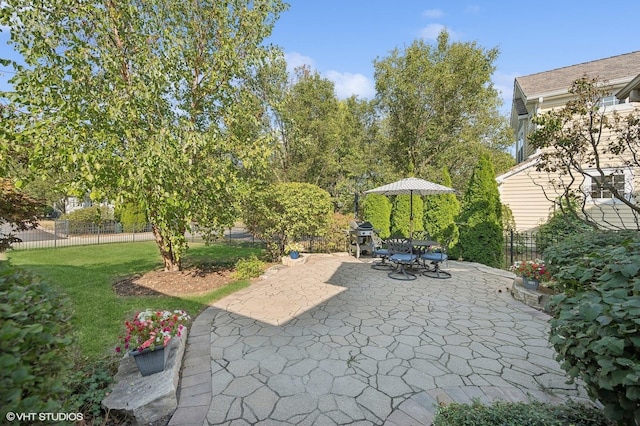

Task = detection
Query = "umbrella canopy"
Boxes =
[364,177,455,237]
[364,177,455,196]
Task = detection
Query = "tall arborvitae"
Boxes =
[456,155,503,267]
[390,194,424,238]
[423,168,460,248]
[362,194,392,238]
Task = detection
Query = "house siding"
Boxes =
[498,162,558,231]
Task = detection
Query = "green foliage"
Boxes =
[537,204,592,253]
[232,256,266,280]
[543,230,638,295]
[0,262,75,417]
[373,31,512,188]
[243,182,332,261]
[390,194,424,238]
[115,203,148,233]
[547,232,640,424]
[62,205,114,224]
[2,0,287,270]
[324,213,353,252]
[433,400,613,426]
[66,357,116,423]
[362,194,392,238]
[1,179,43,252]
[423,168,460,247]
[456,155,503,266]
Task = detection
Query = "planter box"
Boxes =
[522,276,540,291]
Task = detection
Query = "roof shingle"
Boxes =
[516,51,640,98]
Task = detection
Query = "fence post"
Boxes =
[510,229,514,266]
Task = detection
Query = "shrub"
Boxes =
[547,232,640,424]
[543,230,639,295]
[243,182,332,261]
[362,194,391,238]
[537,204,591,253]
[62,205,114,223]
[115,203,148,233]
[433,400,613,426]
[324,212,352,252]
[455,155,503,267]
[0,263,75,417]
[390,194,423,238]
[423,168,460,248]
[232,256,266,280]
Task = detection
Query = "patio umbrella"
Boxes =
[364,177,455,237]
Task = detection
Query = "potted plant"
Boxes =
[510,259,550,290]
[116,309,190,376]
[285,241,304,259]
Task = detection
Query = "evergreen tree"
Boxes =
[362,194,392,238]
[423,168,460,248]
[456,155,503,267]
[390,194,424,238]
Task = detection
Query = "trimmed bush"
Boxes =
[243,182,332,261]
[423,168,460,247]
[390,194,423,238]
[546,232,640,425]
[232,255,266,280]
[0,262,75,417]
[362,194,391,238]
[115,203,148,233]
[433,400,613,426]
[456,155,503,267]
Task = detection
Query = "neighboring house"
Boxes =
[497,51,640,231]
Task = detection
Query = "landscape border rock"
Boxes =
[102,329,188,425]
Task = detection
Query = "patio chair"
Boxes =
[421,240,451,279]
[387,238,418,280]
[371,233,392,270]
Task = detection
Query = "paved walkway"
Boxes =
[169,254,590,426]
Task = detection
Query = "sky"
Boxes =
[1,1,639,116]
[267,0,640,115]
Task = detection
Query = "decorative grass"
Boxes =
[7,241,264,361]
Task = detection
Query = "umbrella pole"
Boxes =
[409,190,414,239]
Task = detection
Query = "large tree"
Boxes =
[374,31,513,189]
[1,0,286,270]
[530,77,640,230]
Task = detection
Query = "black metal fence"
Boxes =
[503,230,563,267]
[9,221,256,251]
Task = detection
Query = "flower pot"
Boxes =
[522,276,540,291]
[289,251,299,259]
[130,345,168,376]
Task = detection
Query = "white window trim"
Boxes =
[583,168,634,205]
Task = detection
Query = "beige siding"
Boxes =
[499,165,558,231]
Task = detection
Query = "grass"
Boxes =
[7,241,264,361]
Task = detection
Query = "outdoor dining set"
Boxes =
[351,176,456,281]
[370,233,451,281]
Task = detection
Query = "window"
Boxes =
[589,172,627,199]
[600,95,619,108]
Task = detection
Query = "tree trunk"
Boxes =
[152,224,181,271]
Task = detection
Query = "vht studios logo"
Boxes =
[5,412,84,422]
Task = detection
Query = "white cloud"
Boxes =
[325,70,375,99]
[284,51,315,75]
[419,24,460,41]
[422,9,444,19]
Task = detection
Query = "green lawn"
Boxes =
[7,241,264,361]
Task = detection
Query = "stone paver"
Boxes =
[171,254,592,425]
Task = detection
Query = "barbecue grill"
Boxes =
[348,221,374,258]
